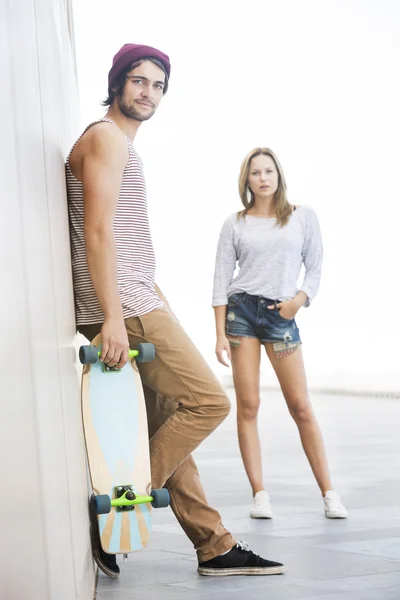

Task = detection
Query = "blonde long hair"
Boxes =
[238,147,293,227]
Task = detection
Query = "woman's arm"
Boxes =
[212,216,237,366]
[212,216,237,307]
[300,207,323,306]
[268,208,322,319]
[213,305,231,366]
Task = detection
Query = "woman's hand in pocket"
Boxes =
[268,299,299,320]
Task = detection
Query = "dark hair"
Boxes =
[102,57,169,106]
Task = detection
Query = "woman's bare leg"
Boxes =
[230,337,264,495]
[264,344,332,495]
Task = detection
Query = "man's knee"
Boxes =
[221,393,231,418]
[207,389,231,423]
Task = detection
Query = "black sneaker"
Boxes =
[89,495,120,579]
[198,541,286,577]
[95,544,120,579]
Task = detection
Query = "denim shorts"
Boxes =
[225,292,301,355]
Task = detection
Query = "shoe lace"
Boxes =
[325,493,340,507]
[236,541,263,565]
[236,540,251,552]
[254,492,270,508]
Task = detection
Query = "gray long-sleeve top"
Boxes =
[212,206,323,307]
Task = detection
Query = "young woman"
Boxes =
[212,147,347,520]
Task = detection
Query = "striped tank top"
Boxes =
[66,118,164,326]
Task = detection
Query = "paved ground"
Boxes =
[95,388,400,600]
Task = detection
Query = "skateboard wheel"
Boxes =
[94,494,112,514]
[151,488,170,508]
[136,343,156,363]
[79,344,99,365]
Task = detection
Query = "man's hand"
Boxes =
[215,335,231,367]
[100,317,130,369]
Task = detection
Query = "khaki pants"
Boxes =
[79,308,235,562]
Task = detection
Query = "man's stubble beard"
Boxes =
[117,97,156,122]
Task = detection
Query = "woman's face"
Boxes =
[247,154,279,199]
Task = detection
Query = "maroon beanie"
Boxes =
[108,43,171,93]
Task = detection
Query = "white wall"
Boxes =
[72,0,400,394]
[0,1,95,598]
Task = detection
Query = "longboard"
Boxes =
[79,334,169,555]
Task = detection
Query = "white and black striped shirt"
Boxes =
[66,118,163,326]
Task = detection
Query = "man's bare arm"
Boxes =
[82,124,130,367]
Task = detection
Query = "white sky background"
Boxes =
[72,0,400,391]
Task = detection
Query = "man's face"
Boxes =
[116,60,166,121]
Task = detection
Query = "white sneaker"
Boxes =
[323,490,348,519]
[250,491,273,519]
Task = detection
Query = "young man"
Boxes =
[66,43,285,578]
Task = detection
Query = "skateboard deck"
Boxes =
[80,334,168,555]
